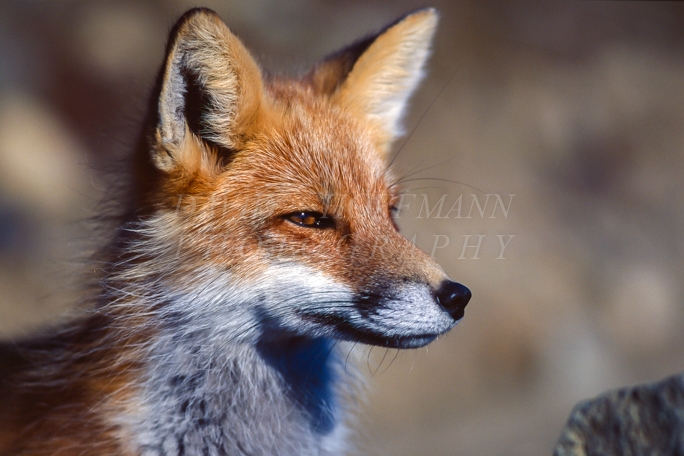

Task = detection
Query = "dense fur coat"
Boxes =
[0,8,470,455]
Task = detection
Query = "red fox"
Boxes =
[0,8,470,455]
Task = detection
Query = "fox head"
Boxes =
[125,8,470,350]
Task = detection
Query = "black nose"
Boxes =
[435,281,471,320]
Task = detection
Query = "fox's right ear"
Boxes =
[152,8,268,173]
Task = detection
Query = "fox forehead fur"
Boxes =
[0,7,472,456]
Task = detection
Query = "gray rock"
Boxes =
[554,372,684,456]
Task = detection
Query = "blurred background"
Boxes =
[1,1,684,455]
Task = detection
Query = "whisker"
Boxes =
[391,155,460,188]
[345,342,360,374]
[396,177,486,194]
[383,349,401,375]
[369,347,386,376]
[388,65,462,170]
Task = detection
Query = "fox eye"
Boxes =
[285,212,334,229]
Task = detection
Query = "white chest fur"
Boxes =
[116,334,349,456]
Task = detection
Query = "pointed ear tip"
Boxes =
[179,7,221,22]
[174,7,223,32]
[406,7,440,25]
[395,7,439,39]
[166,8,229,54]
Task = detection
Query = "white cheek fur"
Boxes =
[156,262,454,345]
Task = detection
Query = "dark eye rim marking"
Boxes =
[284,211,335,229]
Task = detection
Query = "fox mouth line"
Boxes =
[299,311,455,349]
[354,332,441,349]
[338,322,449,349]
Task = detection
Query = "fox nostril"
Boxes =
[435,281,471,320]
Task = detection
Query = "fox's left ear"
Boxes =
[308,8,438,152]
